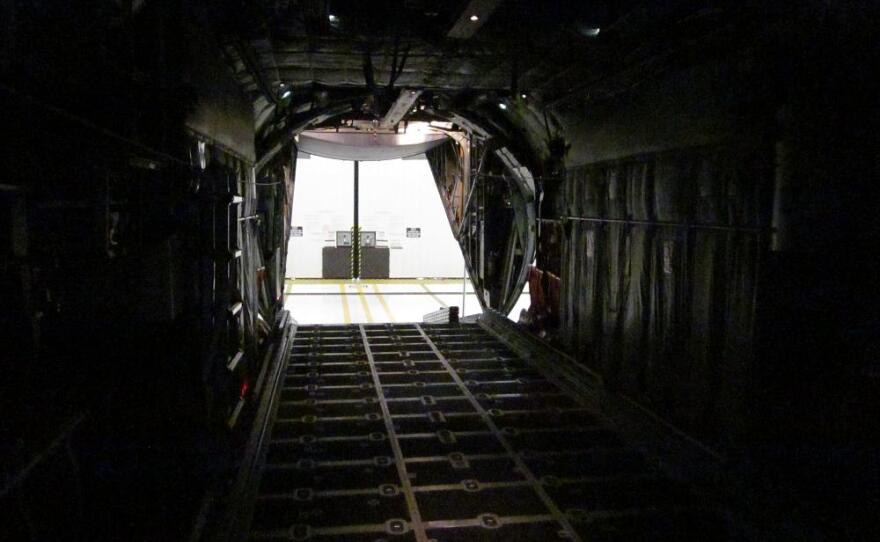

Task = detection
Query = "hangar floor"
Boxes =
[283,279,530,325]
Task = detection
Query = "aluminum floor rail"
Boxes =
[232,322,734,541]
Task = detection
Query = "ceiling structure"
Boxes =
[219,0,738,164]
[220,0,774,189]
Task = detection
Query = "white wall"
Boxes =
[286,154,465,278]
[285,156,354,277]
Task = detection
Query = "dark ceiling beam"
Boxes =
[272,81,509,91]
[272,64,504,76]
[266,36,506,57]
[447,0,504,40]
[269,55,490,68]
[540,7,740,109]
[231,38,280,107]
[381,88,422,129]
[272,69,511,90]
[269,49,496,60]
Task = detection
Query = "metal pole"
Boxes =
[461,264,467,315]
[353,160,359,279]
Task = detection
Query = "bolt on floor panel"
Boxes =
[246,322,732,541]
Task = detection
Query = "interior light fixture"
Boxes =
[469,14,479,22]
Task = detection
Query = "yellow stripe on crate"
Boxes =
[373,284,396,323]
[339,283,352,324]
[357,284,374,323]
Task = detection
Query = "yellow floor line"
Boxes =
[420,284,448,308]
[373,284,396,323]
[357,284,374,323]
[286,278,465,286]
[339,284,351,324]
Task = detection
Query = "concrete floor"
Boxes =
[283,278,530,325]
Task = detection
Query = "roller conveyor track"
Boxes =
[243,323,732,541]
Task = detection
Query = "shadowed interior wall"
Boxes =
[541,5,879,535]
[0,3,285,540]
[556,146,769,448]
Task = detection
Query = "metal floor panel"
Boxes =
[244,323,732,541]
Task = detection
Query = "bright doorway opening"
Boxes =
[283,153,528,324]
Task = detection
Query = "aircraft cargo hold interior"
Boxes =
[1,1,879,541]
